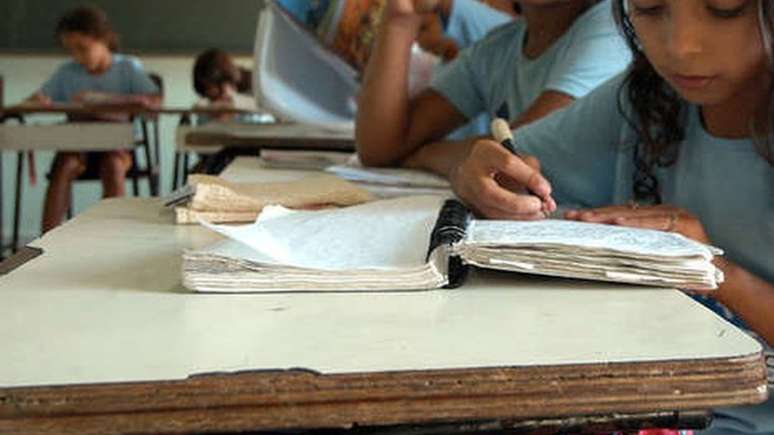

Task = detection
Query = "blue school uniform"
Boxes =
[39,54,159,173]
[40,54,158,103]
[513,72,774,435]
[432,0,630,132]
[440,0,513,139]
[444,0,512,48]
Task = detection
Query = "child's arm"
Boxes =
[567,205,774,346]
[20,91,53,107]
[72,91,161,108]
[403,90,575,177]
[715,260,774,346]
[356,0,468,167]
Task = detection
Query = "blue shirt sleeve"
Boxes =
[515,73,633,208]
[430,49,486,120]
[543,1,631,98]
[445,0,512,49]
[125,57,160,95]
[39,64,69,102]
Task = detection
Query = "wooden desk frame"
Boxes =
[0,354,764,434]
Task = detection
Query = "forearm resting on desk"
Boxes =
[402,137,478,178]
[713,259,774,347]
[356,1,467,167]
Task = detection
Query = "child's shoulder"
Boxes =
[55,59,85,75]
[467,19,525,52]
[571,0,618,33]
[111,53,144,69]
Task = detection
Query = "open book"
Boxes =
[183,195,724,292]
[253,1,438,130]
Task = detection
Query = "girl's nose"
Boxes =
[666,8,705,60]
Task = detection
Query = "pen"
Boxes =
[490,117,551,217]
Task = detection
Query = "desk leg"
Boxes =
[200,147,260,175]
[0,152,4,258]
[183,152,190,184]
[153,119,161,196]
[12,151,23,252]
[172,151,181,191]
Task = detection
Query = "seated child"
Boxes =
[25,6,161,233]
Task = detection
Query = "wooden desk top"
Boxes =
[179,122,355,152]
[0,195,767,433]
[0,103,253,117]
[0,123,136,151]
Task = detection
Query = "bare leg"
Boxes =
[42,153,86,233]
[100,150,132,198]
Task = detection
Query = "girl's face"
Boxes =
[628,0,769,106]
[60,32,110,74]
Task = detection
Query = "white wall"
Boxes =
[0,53,253,245]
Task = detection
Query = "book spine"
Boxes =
[427,199,471,289]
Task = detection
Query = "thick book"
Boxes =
[166,174,372,224]
[275,0,386,72]
[182,195,724,292]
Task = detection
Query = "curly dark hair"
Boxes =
[192,48,243,98]
[612,0,774,203]
[56,6,119,52]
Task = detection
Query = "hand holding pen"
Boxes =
[449,118,557,220]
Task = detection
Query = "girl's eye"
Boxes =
[707,4,748,18]
[631,3,665,16]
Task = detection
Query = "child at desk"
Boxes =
[356,0,631,168]
[448,0,773,433]
[25,6,161,233]
[415,0,517,62]
[192,49,255,118]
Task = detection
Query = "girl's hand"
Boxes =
[417,15,459,60]
[384,0,450,29]
[565,204,711,244]
[73,90,114,104]
[450,139,556,220]
[566,204,718,295]
[386,0,442,17]
[21,92,53,107]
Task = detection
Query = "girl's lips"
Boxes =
[670,74,715,90]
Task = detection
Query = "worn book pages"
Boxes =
[174,174,372,224]
[324,164,453,198]
[182,197,724,293]
[183,195,448,292]
[456,219,723,289]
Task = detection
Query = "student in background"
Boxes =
[193,49,253,113]
[416,0,516,61]
[356,0,631,170]
[450,0,773,432]
[25,6,161,233]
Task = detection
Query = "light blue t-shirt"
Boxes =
[40,54,159,103]
[440,0,513,139]
[514,72,774,435]
[444,0,513,49]
[432,0,630,126]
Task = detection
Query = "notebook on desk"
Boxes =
[166,174,372,224]
[182,195,724,293]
